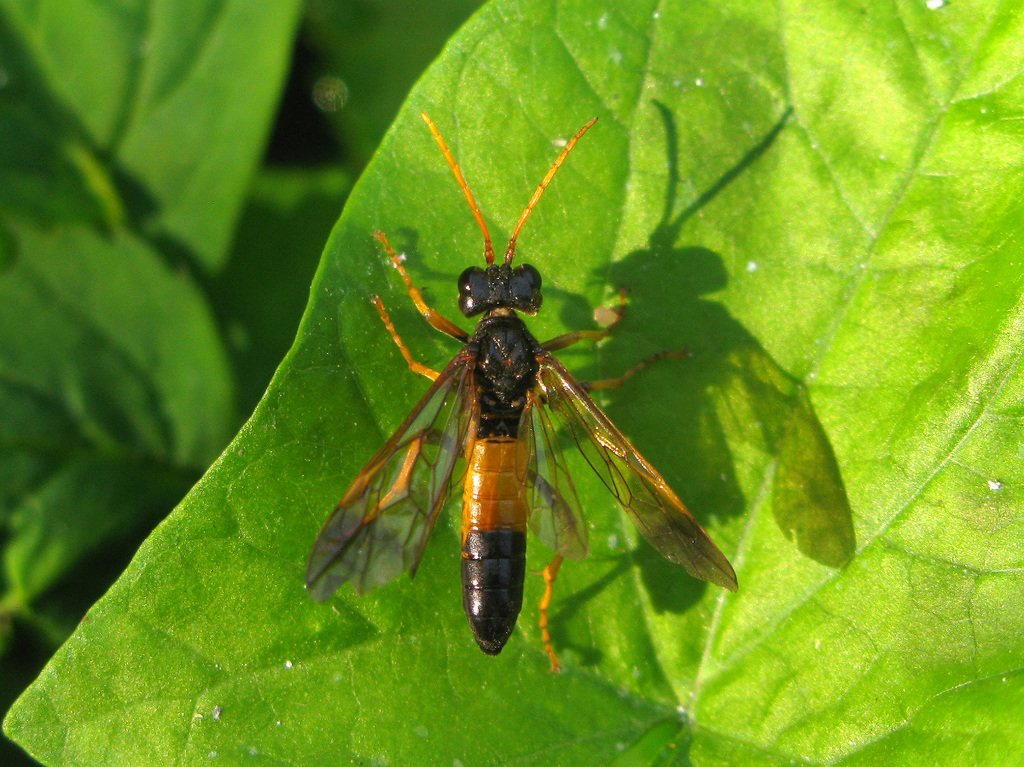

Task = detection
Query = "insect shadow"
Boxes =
[557,103,855,622]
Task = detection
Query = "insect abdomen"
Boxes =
[461,437,529,655]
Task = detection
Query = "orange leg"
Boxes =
[371,296,440,381]
[541,289,689,389]
[374,231,468,342]
[541,328,609,352]
[539,554,565,673]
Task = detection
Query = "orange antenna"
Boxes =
[504,117,597,264]
[421,113,495,265]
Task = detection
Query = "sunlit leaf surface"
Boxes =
[6,1,1023,764]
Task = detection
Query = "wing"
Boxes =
[520,390,589,560]
[306,352,477,600]
[535,353,737,591]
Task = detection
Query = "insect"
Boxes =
[306,113,737,671]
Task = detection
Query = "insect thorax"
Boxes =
[471,313,541,438]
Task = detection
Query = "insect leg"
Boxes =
[372,296,441,381]
[539,553,565,673]
[374,231,469,342]
[541,329,609,352]
[540,288,628,351]
[582,349,690,391]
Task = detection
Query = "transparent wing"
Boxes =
[306,353,477,600]
[520,391,589,560]
[535,354,737,591]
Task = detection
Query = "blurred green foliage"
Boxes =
[0,2,480,764]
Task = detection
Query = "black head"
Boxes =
[420,113,595,316]
[458,263,542,317]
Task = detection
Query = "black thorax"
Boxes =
[469,312,541,438]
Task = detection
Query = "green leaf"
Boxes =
[7,0,1024,765]
[0,2,305,762]
[0,0,305,630]
[0,221,233,608]
[0,0,303,269]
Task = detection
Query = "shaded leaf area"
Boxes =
[0,3,303,765]
[0,0,304,269]
[0,0,303,641]
[210,167,351,417]
[0,1,482,762]
[301,0,484,165]
[6,1,1024,766]
[0,222,232,608]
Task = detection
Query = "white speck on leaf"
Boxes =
[988,479,1003,491]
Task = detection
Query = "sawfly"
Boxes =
[306,114,737,671]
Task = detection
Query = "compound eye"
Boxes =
[458,266,489,316]
[510,264,542,313]
[458,266,487,294]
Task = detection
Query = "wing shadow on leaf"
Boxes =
[582,103,855,615]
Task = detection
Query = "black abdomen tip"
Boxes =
[472,621,515,655]
[461,531,526,655]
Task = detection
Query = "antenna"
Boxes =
[421,113,496,265]
[504,117,597,264]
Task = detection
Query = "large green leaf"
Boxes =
[7,0,1024,764]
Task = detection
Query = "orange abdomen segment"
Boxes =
[461,437,529,655]
[461,437,529,538]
